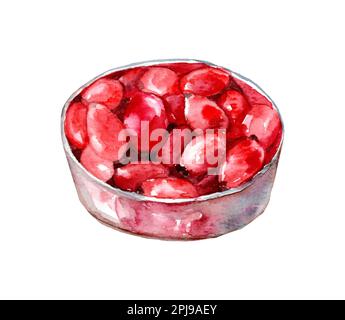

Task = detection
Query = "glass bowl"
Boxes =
[61,59,284,240]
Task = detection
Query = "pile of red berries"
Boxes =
[65,62,282,199]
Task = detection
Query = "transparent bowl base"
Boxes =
[68,155,278,240]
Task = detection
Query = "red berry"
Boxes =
[226,123,247,140]
[264,127,283,164]
[180,67,230,96]
[80,145,114,182]
[164,94,187,125]
[180,132,227,176]
[219,138,265,188]
[81,78,123,110]
[141,177,198,199]
[114,163,169,192]
[64,102,88,149]
[159,62,205,75]
[123,92,168,152]
[87,103,127,161]
[195,174,219,196]
[160,127,192,166]
[119,67,146,97]
[139,67,178,96]
[242,104,281,149]
[234,77,272,107]
[185,95,229,130]
[217,89,250,123]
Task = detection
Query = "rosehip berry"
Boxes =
[160,127,192,166]
[234,77,272,107]
[242,104,281,149]
[226,122,247,140]
[159,62,205,75]
[113,163,169,192]
[80,145,114,182]
[87,103,127,161]
[81,78,123,110]
[139,67,178,96]
[141,177,198,199]
[180,67,230,96]
[219,138,265,188]
[123,92,168,152]
[164,94,187,125]
[264,128,283,164]
[64,101,88,149]
[118,67,145,97]
[185,95,229,130]
[180,132,227,176]
[218,89,250,123]
[195,175,220,196]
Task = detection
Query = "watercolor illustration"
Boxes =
[61,59,283,240]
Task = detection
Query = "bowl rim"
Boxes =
[61,58,284,204]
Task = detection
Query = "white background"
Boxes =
[1,0,344,300]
